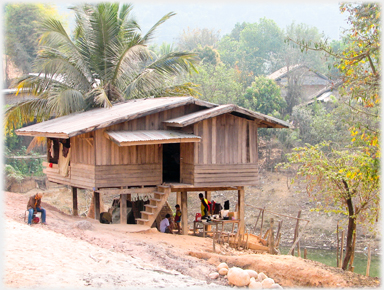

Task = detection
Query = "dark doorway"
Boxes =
[162,143,180,183]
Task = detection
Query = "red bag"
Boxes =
[195,213,202,221]
[32,216,40,224]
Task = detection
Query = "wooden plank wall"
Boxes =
[193,113,259,186]
[194,114,258,165]
[71,132,95,165]
[180,142,194,184]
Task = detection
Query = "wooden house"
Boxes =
[15,96,289,235]
[267,64,331,102]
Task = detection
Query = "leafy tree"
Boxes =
[176,27,221,51]
[194,45,221,66]
[218,18,284,76]
[4,3,63,82]
[5,3,199,132]
[281,3,381,272]
[238,76,285,117]
[186,62,244,105]
[278,142,380,270]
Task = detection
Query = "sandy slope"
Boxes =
[2,191,380,289]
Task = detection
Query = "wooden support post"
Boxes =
[176,192,181,207]
[181,191,188,235]
[120,194,127,224]
[238,187,245,235]
[72,187,78,216]
[339,230,345,268]
[304,248,308,259]
[94,191,100,221]
[366,244,371,276]
[275,220,282,242]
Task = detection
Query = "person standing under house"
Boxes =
[27,193,47,226]
[174,204,182,234]
[159,213,174,234]
[198,193,210,218]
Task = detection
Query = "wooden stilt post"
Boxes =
[176,192,181,207]
[339,230,345,268]
[94,191,100,221]
[366,244,371,276]
[304,248,307,259]
[181,190,188,235]
[268,218,277,255]
[238,187,245,235]
[72,187,78,216]
[120,194,127,224]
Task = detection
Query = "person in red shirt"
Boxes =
[174,204,182,234]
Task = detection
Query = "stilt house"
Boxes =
[16,96,289,235]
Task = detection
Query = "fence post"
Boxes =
[336,222,339,267]
[339,230,345,268]
[366,244,371,276]
[292,210,301,256]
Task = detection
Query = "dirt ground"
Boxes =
[2,175,381,289]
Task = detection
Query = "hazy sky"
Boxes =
[58,1,348,44]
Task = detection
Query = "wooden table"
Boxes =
[193,219,240,239]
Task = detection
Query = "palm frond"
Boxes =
[26,136,46,153]
[86,86,113,108]
[142,12,176,44]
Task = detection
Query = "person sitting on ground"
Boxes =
[174,204,182,234]
[27,192,47,226]
[160,213,174,234]
[198,193,210,218]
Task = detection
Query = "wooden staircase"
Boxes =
[136,185,171,226]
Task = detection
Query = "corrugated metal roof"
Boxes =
[15,97,205,138]
[267,64,303,80]
[105,130,201,146]
[164,104,235,127]
[15,96,290,138]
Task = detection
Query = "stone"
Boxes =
[270,283,283,289]
[256,272,267,282]
[261,278,275,289]
[217,262,229,271]
[244,269,258,279]
[227,267,250,287]
[248,281,263,289]
[219,268,228,275]
[209,272,219,279]
[74,220,94,230]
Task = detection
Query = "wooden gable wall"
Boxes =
[191,113,259,187]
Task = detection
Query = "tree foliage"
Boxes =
[280,3,381,271]
[238,76,285,117]
[278,142,380,270]
[176,27,221,51]
[5,3,199,132]
[4,3,63,74]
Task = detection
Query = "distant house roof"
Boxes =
[302,80,343,106]
[267,64,329,82]
[15,96,290,138]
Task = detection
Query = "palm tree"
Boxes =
[5,2,199,132]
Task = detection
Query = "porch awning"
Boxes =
[104,130,201,146]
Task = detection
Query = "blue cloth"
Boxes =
[28,207,46,225]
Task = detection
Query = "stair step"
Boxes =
[154,191,165,195]
[136,218,149,222]
[145,204,157,209]
[141,211,154,216]
[149,198,161,202]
